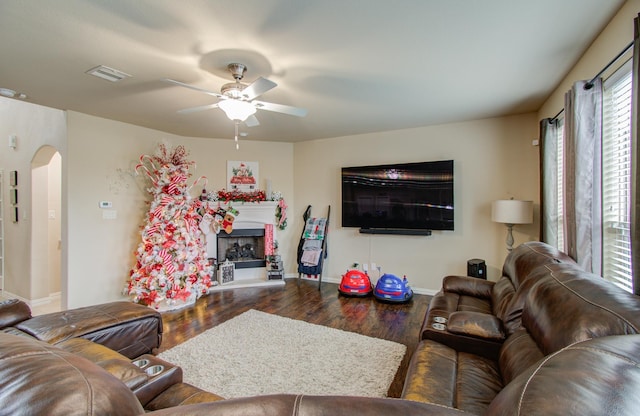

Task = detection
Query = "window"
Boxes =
[602,61,633,292]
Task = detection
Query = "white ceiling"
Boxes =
[0,0,626,143]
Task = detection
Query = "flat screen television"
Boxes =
[341,160,454,234]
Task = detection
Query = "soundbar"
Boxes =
[359,228,432,236]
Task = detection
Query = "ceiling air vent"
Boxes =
[85,65,131,82]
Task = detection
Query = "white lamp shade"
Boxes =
[218,99,257,121]
[492,200,533,224]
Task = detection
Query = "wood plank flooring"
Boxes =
[159,278,431,398]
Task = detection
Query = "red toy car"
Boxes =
[338,269,373,297]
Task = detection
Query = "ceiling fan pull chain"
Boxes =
[234,122,240,150]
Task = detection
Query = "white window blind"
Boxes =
[556,118,565,252]
[602,62,633,292]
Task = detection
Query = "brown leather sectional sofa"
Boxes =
[403,241,640,414]
[0,299,223,414]
[1,241,640,415]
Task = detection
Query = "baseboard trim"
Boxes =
[1,291,61,307]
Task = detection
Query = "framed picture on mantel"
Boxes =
[227,161,258,192]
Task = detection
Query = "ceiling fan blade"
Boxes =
[241,77,277,100]
[163,78,223,98]
[245,114,260,127]
[177,103,220,114]
[253,100,308,117]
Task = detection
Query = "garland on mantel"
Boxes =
[208,188,288,231]
[216,189,266,203]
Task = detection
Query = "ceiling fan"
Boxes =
[164,63,307,129]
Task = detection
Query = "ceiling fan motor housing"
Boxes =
[221,82,247,98]
[227,63,247,80]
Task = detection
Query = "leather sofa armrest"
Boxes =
[442,275,494,298]
[133,355,186,406]
[145,394,465,415]
[447,311,505,341]
[145,383,224,411]
[0,299,32,329]
[57,338,149,390]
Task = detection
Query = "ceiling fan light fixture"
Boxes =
[218,99,256,121]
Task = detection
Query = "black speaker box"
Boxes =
[467,258,487,279]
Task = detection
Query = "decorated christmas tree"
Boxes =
[126,144,213,309]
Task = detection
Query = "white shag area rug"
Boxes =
[158,309,406,399]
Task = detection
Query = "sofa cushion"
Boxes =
[500,241,575,288]
[488,335,640,415]
[498,329,544,385]
[0,298,32,329]
[494,241,579,335]
[402,340,502,415]
[447,311,505,341]
[489,278,516,324]
[442,275,494,298]
[523,263,640,356]
[0,332,144,415]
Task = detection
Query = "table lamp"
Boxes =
[492,199,533,252]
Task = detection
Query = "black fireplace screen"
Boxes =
[217,228,266,269]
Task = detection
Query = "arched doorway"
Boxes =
[30,146,62,312]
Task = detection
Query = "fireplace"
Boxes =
[216,228,266,269]
[203,201,284,290]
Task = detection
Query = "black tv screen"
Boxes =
[341,160,454,231]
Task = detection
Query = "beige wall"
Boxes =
[292,113,539,293]
[0,97,66,302]
[63,110,538,306]
[539,0,639,119]
[66,111,295,308]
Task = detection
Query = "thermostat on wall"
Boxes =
[99,201,113,208]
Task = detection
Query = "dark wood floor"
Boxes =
[159,278,431,398]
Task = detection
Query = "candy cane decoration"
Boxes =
[135,154,159,185]
[277,198,288,228]
[158,249,175,275]
[190,176,207,192]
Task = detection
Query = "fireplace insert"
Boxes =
[217,228,266,269]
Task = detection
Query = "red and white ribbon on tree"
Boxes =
[158,248,175,275]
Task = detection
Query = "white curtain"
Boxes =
[564,79,603,273]
[540,118,562,248]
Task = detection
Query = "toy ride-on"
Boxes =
[338,269,373,297]
[374,273,413,303]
